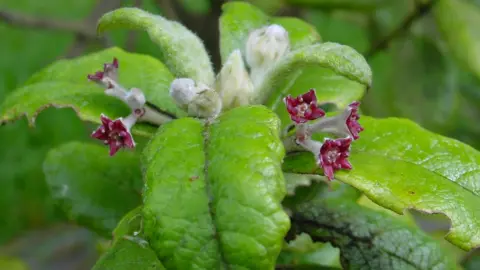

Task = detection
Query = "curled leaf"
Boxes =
[97,7,214,84]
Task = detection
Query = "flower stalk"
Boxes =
[87,58,174,155]
[283,89,363,181]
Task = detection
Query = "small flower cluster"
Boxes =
[87,58,168,156]
[284,89,364,181]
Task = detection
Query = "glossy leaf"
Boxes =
[286,0,385,10]
[43,142,142,237]
[283,116,480,250]
[277,233,341,269]
[292,196,459,269]
[0,47,183,137]
[142,106,290,269]
[92,239,165,270]
[97,7,214,84]
[219,1,320,64]
[112,206,143,243]
[257,42,371,113]
[434,0,480,81]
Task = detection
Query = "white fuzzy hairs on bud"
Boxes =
[215,49,254,110]
[245,24,290,85]
[169,78,222,118]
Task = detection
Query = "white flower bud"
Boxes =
[215,50,254,110]
[245,24,290,70]
[169,78,197,110]
[169,78,222,118]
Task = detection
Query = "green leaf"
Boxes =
[277,233,341,269]
[0,0,96,243]
[283,116,480,250]
[97,7,214,85]
[0,47,183,137]
[0,256,28,270]
[43,142,142,237]
[112,206,143,243]
[258,42,371,116]
[142,106,290,269]
[219,1,321,64]
[286,0,385,10]
[92,239,165,270]
[292,196,459,269]
[434,0,480,81]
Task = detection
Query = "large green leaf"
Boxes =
[92,239,165,270]
[292,195,459,269]
[43,142,142,237]
[0,0,96,243]
[0,47,184,137]
[219,1,321,64]
[283,116,480,250]
[259,42,371,120]
[97,7,214,85]
[434,0,480,81]
[142,106,290,269]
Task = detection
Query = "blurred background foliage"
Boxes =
[1,0,479,269]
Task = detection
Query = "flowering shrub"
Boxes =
[1,2,479,269]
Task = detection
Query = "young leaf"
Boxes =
[112,206,143,243]
[277,233,341,269]
[92,239,165,270]
[97,7,215,85]
[219,1,320,64]
[292,196,459,269]
[0,47,182,137]
[434,0,480,81]
[257,42,371,113]
[283,116,480,250]
[142,106,290,269]
[43,142,142,238]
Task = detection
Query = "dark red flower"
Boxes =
[318,137,352,181]
[284,89,325,124]
[87,58,119,85]
[91,114,135,156]
[345,101,363,140]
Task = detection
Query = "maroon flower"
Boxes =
[87,58,119,86]
[308,101,364,140]
[345,101,363,140]
[91,114,135,156]
[284,89,325,124]
[318,137,352,181]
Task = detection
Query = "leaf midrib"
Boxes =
[202,121,229,269]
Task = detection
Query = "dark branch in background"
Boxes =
[364,0,438,59]
[126,0,144,51]
[157,0,180,21]
[0,9,95,39]
[66,0,122,58]
[156,0,227,72]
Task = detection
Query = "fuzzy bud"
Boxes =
[169,78,222,118]
[245,24,290,70]
[215,50,254,110]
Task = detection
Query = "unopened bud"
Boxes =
[215,50,254,110]
[245,24,290,70]
[169,78,222,118]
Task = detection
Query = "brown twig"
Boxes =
[157,0,180,21]
[364,0,438,59]
[0,9,95,39]
[65,0,121,58]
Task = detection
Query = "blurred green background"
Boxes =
[1,0,480,269]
